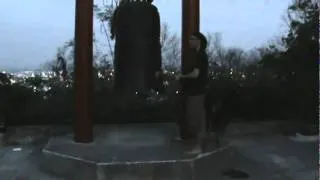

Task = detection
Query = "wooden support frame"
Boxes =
[73,0,200,143]
[74,0,94,143]
[180,0,200,138]
[182,0,200,73]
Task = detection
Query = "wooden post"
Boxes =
[181,0,200,73]
[180,0,200,139]
[74,0,94,143]
[193,0,200,32]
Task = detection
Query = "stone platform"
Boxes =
[41,123,230,180]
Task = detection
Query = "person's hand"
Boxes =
[155,71,161,77]
[175,74,183,81]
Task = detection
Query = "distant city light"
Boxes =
[10,79,16,84]
[98,72,103,78]
[43,86,51,92]
[1,68,265,98]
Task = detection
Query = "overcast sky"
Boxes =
[0,0,290,70]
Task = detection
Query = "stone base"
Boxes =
[40,123,231,180]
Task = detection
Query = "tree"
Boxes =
[206,33,246,70]
[0,72,10,86]
[94,0,120,29]
[283,1,318,78]
[206,32,223,67]
[244,48,263,64]
[223,48,245,69]
[259,0,317,82]
[160,23,180,68]
[283,0,318,66]
[276,0,318,121]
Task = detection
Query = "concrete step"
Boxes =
[40,123,228,180]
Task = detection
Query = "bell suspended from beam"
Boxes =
[111,0,162,104]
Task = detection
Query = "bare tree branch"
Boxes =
[160,23,181,68]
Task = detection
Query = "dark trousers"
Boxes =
[178,93,206,140]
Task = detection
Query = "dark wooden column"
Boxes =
[181,0,200,73]
[180,0,200,139]
[74,0,94,143]
[193,0,200,32]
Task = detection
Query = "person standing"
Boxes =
[177,32,209,153]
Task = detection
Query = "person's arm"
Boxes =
[181,52,208,79]
[180,68,200,79]
[180,53,204,79]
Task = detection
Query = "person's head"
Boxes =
[189,32,207,50]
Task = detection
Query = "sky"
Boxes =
[0,0,291,70]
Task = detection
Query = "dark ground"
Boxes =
[0,121,318,180]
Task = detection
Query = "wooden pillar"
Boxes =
[74,0,94,143]
[193,0,200,32]
[180,0,200,139]
[181,0,200,73]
